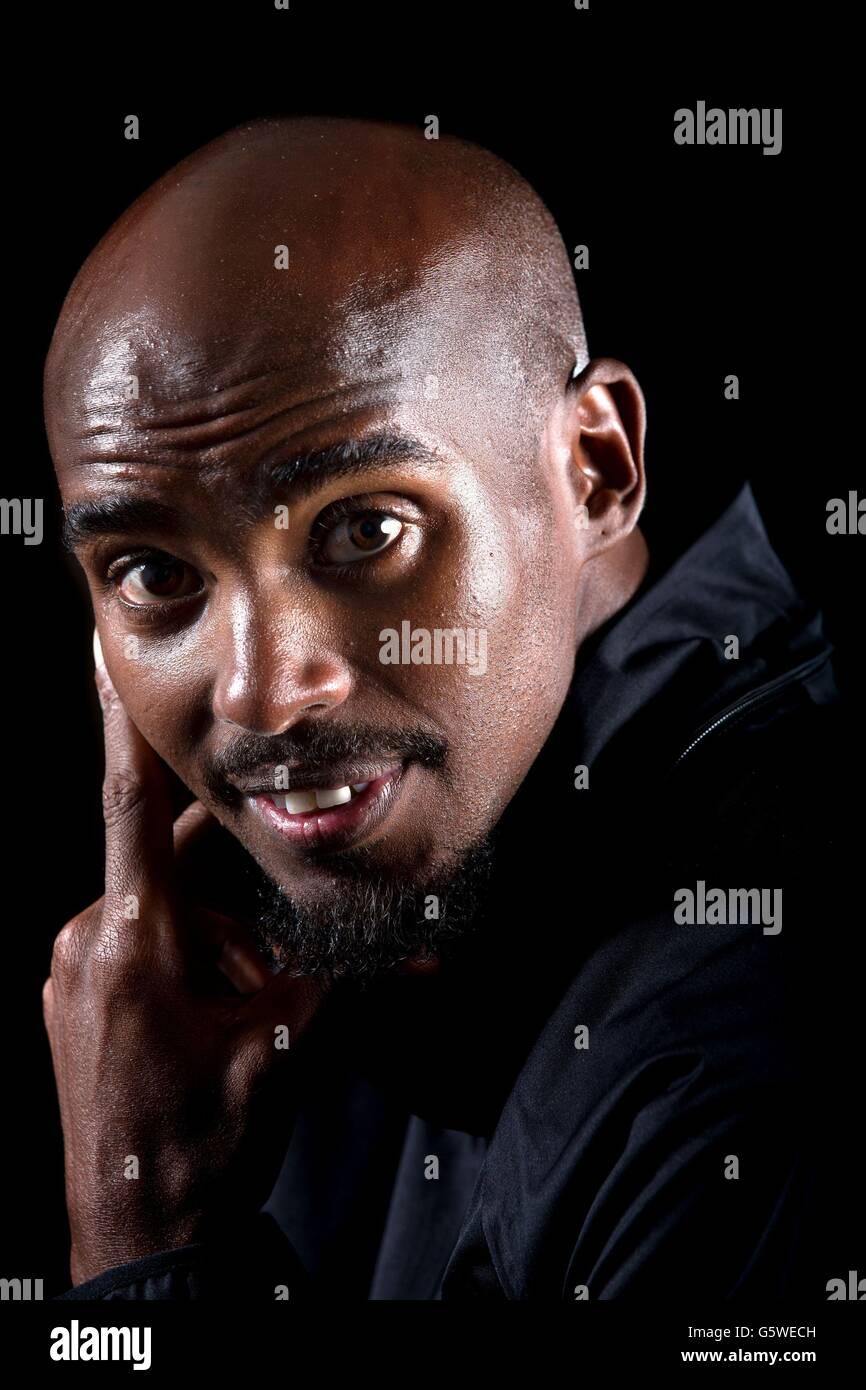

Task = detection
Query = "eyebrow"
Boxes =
[62,496,180,552]
[62,432,442,551]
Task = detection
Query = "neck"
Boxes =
[577,526,650,643]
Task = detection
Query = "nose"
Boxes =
[210,591,353,735]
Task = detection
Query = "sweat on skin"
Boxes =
[41,116,655,1286]
[44,115,651,977]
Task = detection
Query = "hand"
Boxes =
[42,631,330,1285]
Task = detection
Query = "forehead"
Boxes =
[49,262,532,501]
[47,134,539,495]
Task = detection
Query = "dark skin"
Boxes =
[43,119,649,1281]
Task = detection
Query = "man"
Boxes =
[43,117,861,1300]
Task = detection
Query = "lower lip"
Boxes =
[249,764,407,851]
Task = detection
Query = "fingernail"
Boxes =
[93,628,105,672]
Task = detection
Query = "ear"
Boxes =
[566,357,646,555]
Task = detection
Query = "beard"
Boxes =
[247,836,496,985]
[199,716,495,983]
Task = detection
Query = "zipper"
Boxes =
[674,650,832,766]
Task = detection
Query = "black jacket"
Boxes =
[59,484,863,1300]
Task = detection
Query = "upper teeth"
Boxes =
[269,783,370,813]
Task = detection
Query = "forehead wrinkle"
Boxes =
[66,244,447,425]
[69,242,508,456]
[78,364,308,436]
[64,455,246,485]
[58,238,520,482]
[67,374,413,471]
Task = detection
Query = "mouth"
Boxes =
[244,761,409,852]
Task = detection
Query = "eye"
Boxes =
[113,554,204,606]
[317,510,403,566]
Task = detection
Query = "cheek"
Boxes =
[459,509,570,684]
[392,518,568,795]
[463,528,575,771]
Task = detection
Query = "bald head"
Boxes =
[45,117,585,474]
[43,116,646,980]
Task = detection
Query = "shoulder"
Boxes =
[477,690,862,1297]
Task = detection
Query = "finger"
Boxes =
[395,949,442,976]
[172,799,247,921]
[172,799,267,935]
[173,800,216,857]
[172,799,220,894]
[42,978,65,1104]
[42,977,56,1049]
[172,805,275,990]
[94,628,175,914]
[190,908,273,994]
[239,967,332,1051]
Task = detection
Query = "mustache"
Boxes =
[204,722,449,809]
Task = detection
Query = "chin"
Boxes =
[248,832,497,984]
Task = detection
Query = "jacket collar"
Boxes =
[552,481,827,772]
[336,484,833,1133]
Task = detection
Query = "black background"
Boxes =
[2,4,857,1294]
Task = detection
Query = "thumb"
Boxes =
[239,967,332,1056]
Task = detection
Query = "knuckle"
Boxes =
[101,771,145,827]
[88,954,144,1009]
[90,909,179,990]
[50,918,90,976]
[100,923,160,973]
[90,916,134,970]
[49,906,164,1013]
